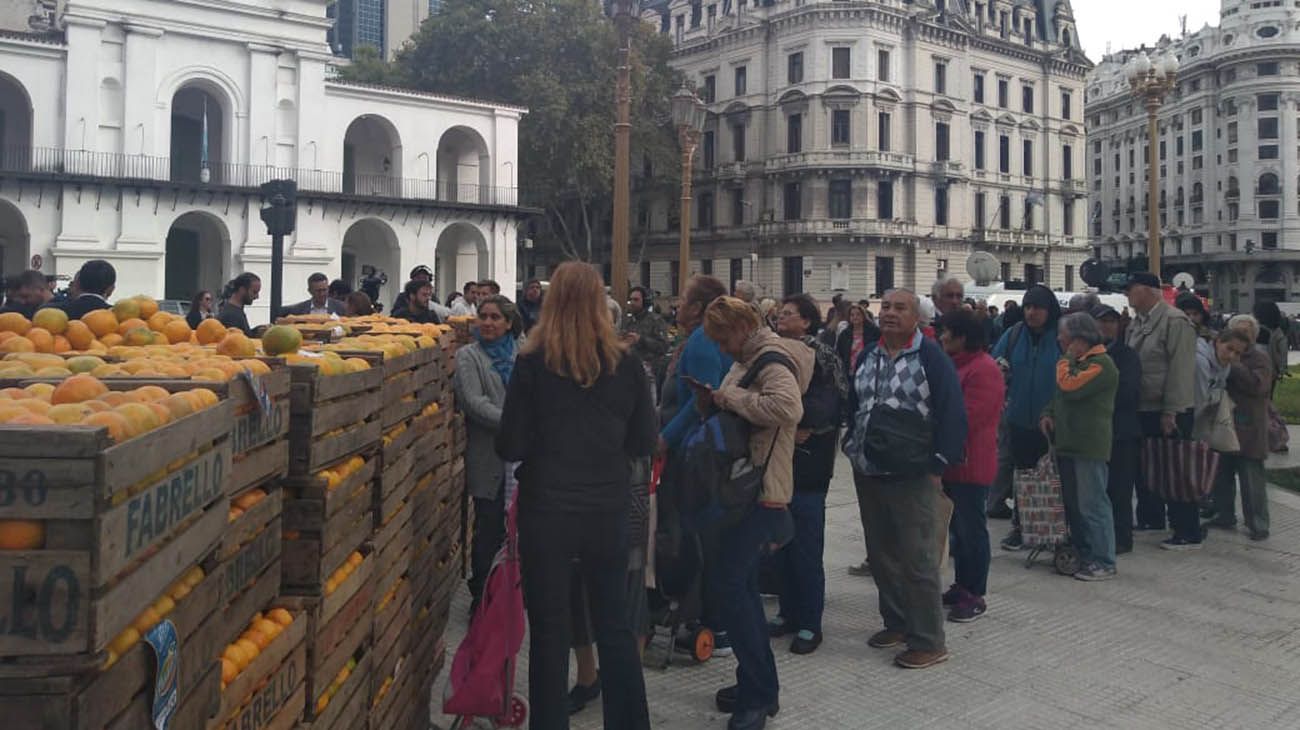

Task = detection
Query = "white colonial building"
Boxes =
[1086,0,1300,311]
[0,0,526,323]
[633,0,1091,301]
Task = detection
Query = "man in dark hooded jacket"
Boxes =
[989,285,1062,549]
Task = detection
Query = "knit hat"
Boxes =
[1174,292,1206,320]
[1020,284,1062,324]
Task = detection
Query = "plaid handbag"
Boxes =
[1141,437,1220,504]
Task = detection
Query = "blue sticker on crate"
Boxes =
[240,368,271,414]
[145,619,180,730]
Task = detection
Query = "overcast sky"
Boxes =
[1073,0,1223,62]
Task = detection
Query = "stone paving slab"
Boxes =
[431,453,1300,729]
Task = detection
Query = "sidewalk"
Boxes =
[432,453,1300,728]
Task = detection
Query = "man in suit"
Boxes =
[281,272,344,317]
[49,260,115,320]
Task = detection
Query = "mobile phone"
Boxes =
[682,375,711,391]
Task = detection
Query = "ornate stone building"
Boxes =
[634,0,1091,301]
[1086,0,1300,311]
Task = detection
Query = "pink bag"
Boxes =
[1142,437,1219,504]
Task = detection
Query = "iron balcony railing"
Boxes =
[0,145,522,207]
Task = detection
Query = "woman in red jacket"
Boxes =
[938,310,1006,622]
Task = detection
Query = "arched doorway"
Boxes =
[0,200,30,282]
[165,211,230,302]
[343,115,402,197]
[0,72,33,170]
[170,84,226,183]
[435,222,488,301]
[341,219,400,311]
[436,127,490,203]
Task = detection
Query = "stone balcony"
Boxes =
[763,149,915,175]
[758,218,918,238]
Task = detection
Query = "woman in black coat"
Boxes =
[835,303,880,375]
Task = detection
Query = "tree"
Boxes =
[338,0,681,262]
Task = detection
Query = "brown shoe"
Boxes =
[894,648,950,669]
[867,630,905,649]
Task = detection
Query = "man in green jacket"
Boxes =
[1041,313,1119,581]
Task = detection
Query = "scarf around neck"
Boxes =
[476,331,517,385]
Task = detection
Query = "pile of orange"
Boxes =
[323,550,364,597]
[0,374,219,441]
[103,566,205,669]
[381,421,407,448]
[228,487,268,523]
[316,455,366,492]
[314,656,360,714]
[374,576,406,615]
[220,607,295,688]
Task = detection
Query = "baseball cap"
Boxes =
[1090,303,1120,320]
[1123,272,1161,290]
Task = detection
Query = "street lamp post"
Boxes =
[1126,49,1179,278]
[610,0,638,305]
[671,85,707,298]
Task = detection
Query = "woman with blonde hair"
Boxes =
[496,262,655,730]
[1207,315,1274,540]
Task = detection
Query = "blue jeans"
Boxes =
[718,506,793,711]
[1058,456,1117,570]
[943,483,990,596]
[777,491,826,634]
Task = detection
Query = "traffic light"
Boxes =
[259,180,297,236]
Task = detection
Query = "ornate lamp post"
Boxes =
[1126,49,1179,277]
[671,85,707,297]
[609,0,638,304]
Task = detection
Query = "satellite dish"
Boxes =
[965,251,1000,286]
[1171,272,1195,290]
[1079,258,1110,288]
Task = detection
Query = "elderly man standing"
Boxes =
[845,289,966,669]
[1124,272,1199,549]
[931,277,965,331]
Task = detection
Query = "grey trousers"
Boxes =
[1212,453,1270,535]
[853,471,946,653]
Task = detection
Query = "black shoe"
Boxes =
[728,708,769,730]
[567,674,601,715]
[789,630,822,655]
[999,530,1023,551]
[1116,544,1133,555]
[715,686,779,717]
[1250,531,1269,541]
[767,618,793,638]
[941,584,967,607]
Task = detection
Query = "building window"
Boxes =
[998,78,1008,108]
[787,52,803,84]
[831,110,850,146]
[1062,144,1072,179]
[1228,121,1238,144]
[782,257,803,296]
[832,47,851,79]
[1259,117,1279,139]
[999,194,1011,229]
[935,185,948,225]
[829,179,852,219]
[877,112,891,151]
[1065,264,1075,290]
[1190,108,1203,125]
[787,114,802,153]
[698,191,714,229]
[1263,231,1278,249]
[999,135,1010,173]
[1258,62,1280,76]
[731,188,745,225]
[700,259,712,275]
[974,131,986,170]
[702,131,715,169]
[1023,197,1035,230]
[876,180,893,219]
[641,260,651,287]
[1060,89,1072,119]
[783,181,801,220]
[874,256,894,295]
[1063,200,1074,235]
[734,66,747,96]
[974,192,986,228]
[702,75,715,103]
[1260,200,1280,218]
[934,61,947,94]
[1259,173,1280,194]
[877,49,891,82]
[1191,130,1203,152]
[1259,93,1279,111]
[1176,137,1183,156]
[973,73,985,103]
[935,122,950,161]
[1260,145,1279,159]
[729,258,743,290]
[732,124,745,161]
[1022,85,1034,113]
[1022,139,1033,176]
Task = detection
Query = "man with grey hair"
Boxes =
[932,277,964,333]
[1067,292,1100,314]
[733,279,757,303]
[1041,312,1120,580]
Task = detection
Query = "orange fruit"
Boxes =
[64,320,95,350]
[31,308,68,335]
[161,393,194,420]
[47,403,94,424]
[108,628,141,657]
[0,312,31,335]
[151,595,175,618]
[14,398,51,415]
[190,388,219,408]
[52,335,71,353]
[81,410,130,442]
[23,382,54,400]
[233,489,265,510]
[5,413,53,425]
[115,402,160,436]
[162,319,191,344]
[216,333,256,358]
[134,297,159,320]
[99,333,124,348]
[111,299,141,322]
[115,317,146,336]
[234,638,260,662]
[196,318,227,345]
[51,374,109,404]
[147,311,171,332]
[182,566,205,587]
[131,606,162,634]
[0,337,35,354]
[253,618,281,639]
[221,657,238,684]
[267,608,293,627]
[242,627,271,650]
[0,519,45,549]
[223,643,251,671]
[82,309,118,338]
[147,401,172,425]
[240,359,271,375]
[123,327,156,346]
[132,385,170,402]
[98,391,129,407]
[24,328,53,353]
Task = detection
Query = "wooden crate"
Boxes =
[281,455,376,592]
[228,367,292,494]
[370,576,412,714]
[208,649,305,730]
[209,610,307,729]
[0,400,234,659]
[288,364,382,476]
[373,502,413,601]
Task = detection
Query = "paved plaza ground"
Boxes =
[434,444,1300,729]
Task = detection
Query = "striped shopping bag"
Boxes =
[1141,437,1220,503]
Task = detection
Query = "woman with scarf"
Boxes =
[453,294,523,611]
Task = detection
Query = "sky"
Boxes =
[1072,0,1223,62]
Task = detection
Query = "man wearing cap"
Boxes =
[391,265,434,315]
[1124,272,1199,549]
[1093,304,1142,554]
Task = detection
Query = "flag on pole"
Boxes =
[201,95,209,171]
